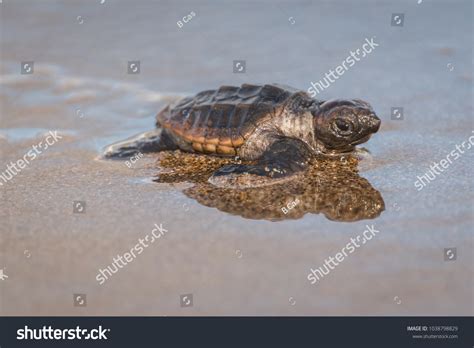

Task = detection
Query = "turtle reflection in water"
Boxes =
[104,83,384,220]
[155,151,385,222]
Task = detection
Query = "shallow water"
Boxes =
[155,151,385,222]
[0,0,473,315]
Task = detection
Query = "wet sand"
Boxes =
[0,0,473,315]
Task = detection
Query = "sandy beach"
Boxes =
[0,0,472,316]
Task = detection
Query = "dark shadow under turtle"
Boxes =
[154,151,385,222]
[104,84,381,189]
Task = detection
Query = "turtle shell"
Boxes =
[157,84,297,155]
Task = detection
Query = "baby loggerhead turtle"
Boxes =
[104,84,381,187]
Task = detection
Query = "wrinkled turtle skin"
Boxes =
[104,84,381,188]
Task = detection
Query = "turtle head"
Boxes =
[311,99,381,153]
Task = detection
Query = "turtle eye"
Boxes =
[334,118,353,134]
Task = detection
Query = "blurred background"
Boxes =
[0,0,472,315]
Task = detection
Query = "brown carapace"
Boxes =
[156,84,296,156]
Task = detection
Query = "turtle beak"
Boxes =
[370,114,381,133]
[350,134,371,146]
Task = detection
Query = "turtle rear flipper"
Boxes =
[103,128,178,159]
[209,138,312,188]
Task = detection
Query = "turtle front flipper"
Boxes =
[103,128,178,159]
[209,138,312,188]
